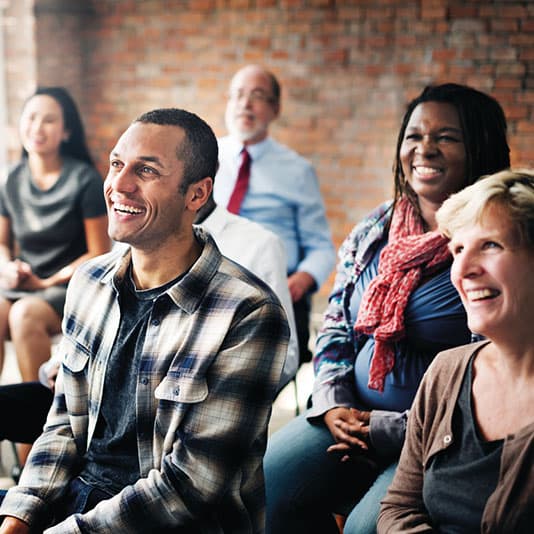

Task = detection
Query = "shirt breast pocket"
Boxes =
[154,375,209,442]
[154,375,208,404]
[62,338,91,376]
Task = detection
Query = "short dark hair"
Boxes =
[393,83,510,208]
[134,108,218,194]
[21,86,94,165]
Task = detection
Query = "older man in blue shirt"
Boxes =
[214,64,335,363]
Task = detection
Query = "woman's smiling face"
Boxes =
[400,101,466,212]
[19,94,69,158]
[449,202,534,341]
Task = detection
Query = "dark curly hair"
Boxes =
[392,83,510,213]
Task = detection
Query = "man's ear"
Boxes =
[272,101,281,119]
[186,177,213,212]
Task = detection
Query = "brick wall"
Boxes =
[34,1,92,99]
[5,0,534,295]
[3,0,37,159]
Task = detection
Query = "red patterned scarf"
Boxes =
[354,197,451,392]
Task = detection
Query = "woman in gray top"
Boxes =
[0,87,109,382]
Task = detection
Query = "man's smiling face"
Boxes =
[104,121,188,251]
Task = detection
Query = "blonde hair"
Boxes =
[436,169,534,248]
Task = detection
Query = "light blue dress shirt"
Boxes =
[214,136,335,288]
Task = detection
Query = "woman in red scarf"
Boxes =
[264,84,511,534]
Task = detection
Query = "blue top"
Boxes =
[350,240,470,411]
[311,201,472,455]
[214,136,335,287]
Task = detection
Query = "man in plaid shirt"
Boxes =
[0,108,289,533]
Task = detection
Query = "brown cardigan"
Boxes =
[378,341,534,534]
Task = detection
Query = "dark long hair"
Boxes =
[21,86,94,165]
[392,83,510,211]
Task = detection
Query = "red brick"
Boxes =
[517,121,534,134]
[509,34,534,46]
[464,76,494,91]
[521,20,534,32]
[449,6,478,18]
[479,6,498,17]
[497,4,528,18]
[517,92,534,104]
[491,19,520,32]
[421,6,446,19]
[228,0,251,7]
[496,62,526,76]
[432,49,457,61]
[519,49,534,60]
[308,0,333,6]
[459,47,489,61]
[490,48,518,61]
[366,7,395,19]
[451,19,487,33]
[434,20,450,34]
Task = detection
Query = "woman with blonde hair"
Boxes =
[379,169,534,532]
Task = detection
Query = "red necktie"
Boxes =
[227,149,251,214]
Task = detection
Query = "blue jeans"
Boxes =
[264,412,394,534]
[343,461,397,533]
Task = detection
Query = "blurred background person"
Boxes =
[379,169,534,533]
[264,83,511,534]
[215,64,335,366]
[0,86,109,382]
[195,192,299,389]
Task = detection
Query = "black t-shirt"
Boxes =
[80,267,180,495]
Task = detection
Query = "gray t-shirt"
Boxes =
[0,157,106,279]
[423,356,503,532]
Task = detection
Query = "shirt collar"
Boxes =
[227,135,271,161]
[165,227,222,314]
[101,227,223,315]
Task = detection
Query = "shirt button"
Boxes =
[151,318,160,326]
[140,377,148,385]
[173,387,180,396]
[443,434,452,444]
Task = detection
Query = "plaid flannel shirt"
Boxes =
[0,228,289,533]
